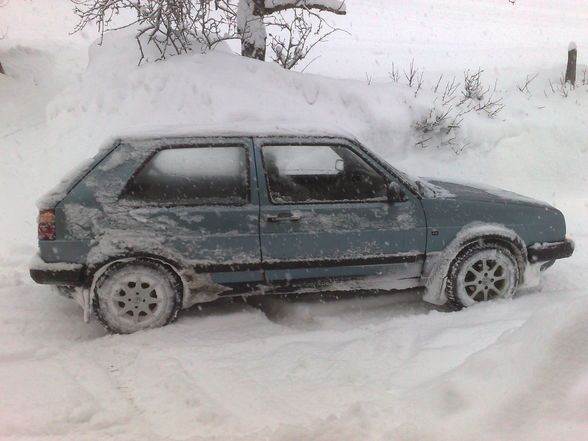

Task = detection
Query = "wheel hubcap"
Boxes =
[109,276,163,324]
[462,257,509,302]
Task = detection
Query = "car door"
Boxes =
[112,137,263,285]
[254,136,427,285]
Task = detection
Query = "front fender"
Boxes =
[421,222,527,305]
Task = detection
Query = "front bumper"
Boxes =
[29,253,86,286]
[527,239,575,263]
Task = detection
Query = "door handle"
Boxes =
[266,213,301,222]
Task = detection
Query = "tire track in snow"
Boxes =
[95,344,158,439]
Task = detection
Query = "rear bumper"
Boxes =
[29,253,86,286]
[527,239,574,263]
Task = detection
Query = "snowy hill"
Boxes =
[0,1,587,440]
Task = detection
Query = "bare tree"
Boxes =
[73,0,345,68]
[197,1,239,51]
[266,7,342,70]
[237,0,346,61]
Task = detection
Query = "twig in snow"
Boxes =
[517,73,538,96]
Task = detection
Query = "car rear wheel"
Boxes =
[94,259,182,334]
[446,244,520,309]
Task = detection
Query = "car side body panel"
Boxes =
[252,136,428,283]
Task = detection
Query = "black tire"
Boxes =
[446,244,520,310]
[94,259,182,334]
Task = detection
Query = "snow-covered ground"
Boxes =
[0,0,587,440]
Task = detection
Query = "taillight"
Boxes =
[38,209,55,240]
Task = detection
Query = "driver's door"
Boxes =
[254,137,427,284]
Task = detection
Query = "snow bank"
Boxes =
[45,26,465,161]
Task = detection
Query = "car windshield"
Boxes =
[354,143,423,196]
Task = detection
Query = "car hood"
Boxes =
[418,178,550,207]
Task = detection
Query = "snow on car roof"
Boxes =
[115,121,360,144]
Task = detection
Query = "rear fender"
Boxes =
[87,254,225,318]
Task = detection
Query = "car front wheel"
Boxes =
[94,259,182,334]
[446,244,520,309]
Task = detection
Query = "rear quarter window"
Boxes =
[120,145,249,206]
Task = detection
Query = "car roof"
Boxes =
[115,122,360,144]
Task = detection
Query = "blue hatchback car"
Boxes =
[30,125,574,333]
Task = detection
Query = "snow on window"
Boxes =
[263,144,387,204]
[121,145,248,205]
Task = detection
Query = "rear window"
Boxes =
[120,145,249,205]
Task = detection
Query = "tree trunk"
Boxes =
[241,33,267,61]
[237,0,346,61]
[238,0,267,61]
[565,42,577,86]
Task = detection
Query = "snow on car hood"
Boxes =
[419,178,549,207]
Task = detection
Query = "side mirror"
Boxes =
[387,182,407,203]
[335,159,344,172]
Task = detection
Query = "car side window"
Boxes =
[262,145,387,204]
[121,145,249,205]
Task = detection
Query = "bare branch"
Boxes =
[411,66,503,153]
[389,63,399,82]
[267,6,345,69]
[516,73,537,95]
[72,0,239,62]
[265,0,346,15]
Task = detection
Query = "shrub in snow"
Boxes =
[516,73,538,96]
[546,72,588,98]
[410,68,504,153]
[73,0,238,62]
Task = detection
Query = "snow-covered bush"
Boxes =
[412,69,504,153]
[72,0,238,62]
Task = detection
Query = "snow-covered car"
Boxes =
[30,126,574,333]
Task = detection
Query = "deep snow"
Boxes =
[1,0,587,440]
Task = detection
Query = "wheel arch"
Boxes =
[422,223,528,305]
[86,254,188,314]
[452,234,527,278]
